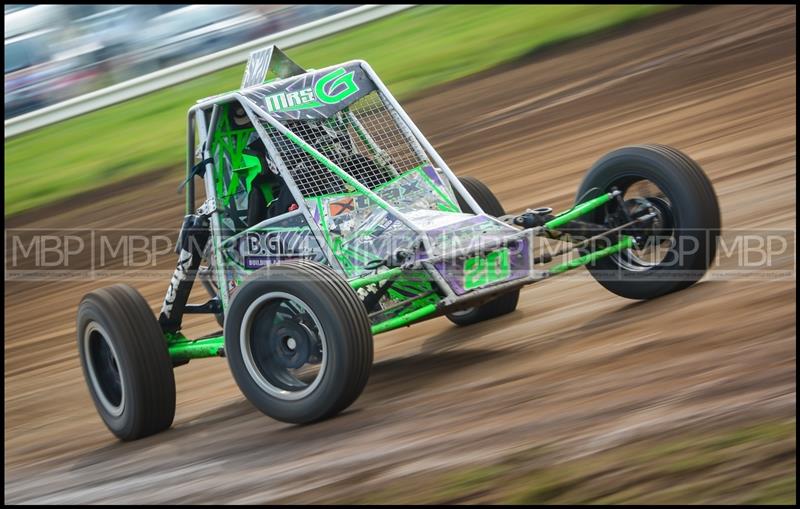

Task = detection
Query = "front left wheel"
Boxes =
[575,144,721,299]
[447,176,520,326]
[224,260,373,424]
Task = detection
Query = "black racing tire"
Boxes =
[576,144,721,300]
[447,176,520,326]
[224,259,373,424]
[76,284,176,441]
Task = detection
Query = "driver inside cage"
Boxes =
[242,135,299,227]
[244,116,394,226]
[273,117,392,193]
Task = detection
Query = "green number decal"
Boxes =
[463,248,510,290]
[486,248,510,281]
[464,255,485,290]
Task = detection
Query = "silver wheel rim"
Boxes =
[83,322,125,417]
[240,292,328,401]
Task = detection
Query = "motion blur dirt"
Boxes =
[4,5,796,503]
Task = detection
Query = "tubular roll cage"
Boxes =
[165,58,634,363]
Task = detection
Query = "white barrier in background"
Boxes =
[4,4,416,138]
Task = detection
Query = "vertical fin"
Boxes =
[241,46,306,89]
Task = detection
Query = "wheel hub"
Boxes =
[269,321,320,369]
[624,196,674,247]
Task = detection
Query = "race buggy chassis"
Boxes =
[163,48,653,361]
[78,45,719,438]
[166,193,637,359]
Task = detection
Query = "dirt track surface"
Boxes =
[4,5,796,504]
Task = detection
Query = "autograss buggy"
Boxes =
[77,47,721,440]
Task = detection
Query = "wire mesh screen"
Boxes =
[263,91,432,197]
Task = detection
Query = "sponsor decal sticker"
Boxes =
[261,67,360,114]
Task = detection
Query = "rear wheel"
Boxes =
[447,176,520,326]
[576,144,721,299]
[224,260,373,424]
[77,284,176,441]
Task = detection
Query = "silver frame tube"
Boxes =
[192,105,232,309]
[358,61,486,216]
[185,109,196,215]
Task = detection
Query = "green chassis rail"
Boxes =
[167,191,631,362]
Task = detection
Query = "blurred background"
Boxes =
[4,4,355,119]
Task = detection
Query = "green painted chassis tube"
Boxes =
[549,235,634,275]
[370,303,438,334]
[168,335,225,360]
[545,192,614,230]
[349,267,403,290]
